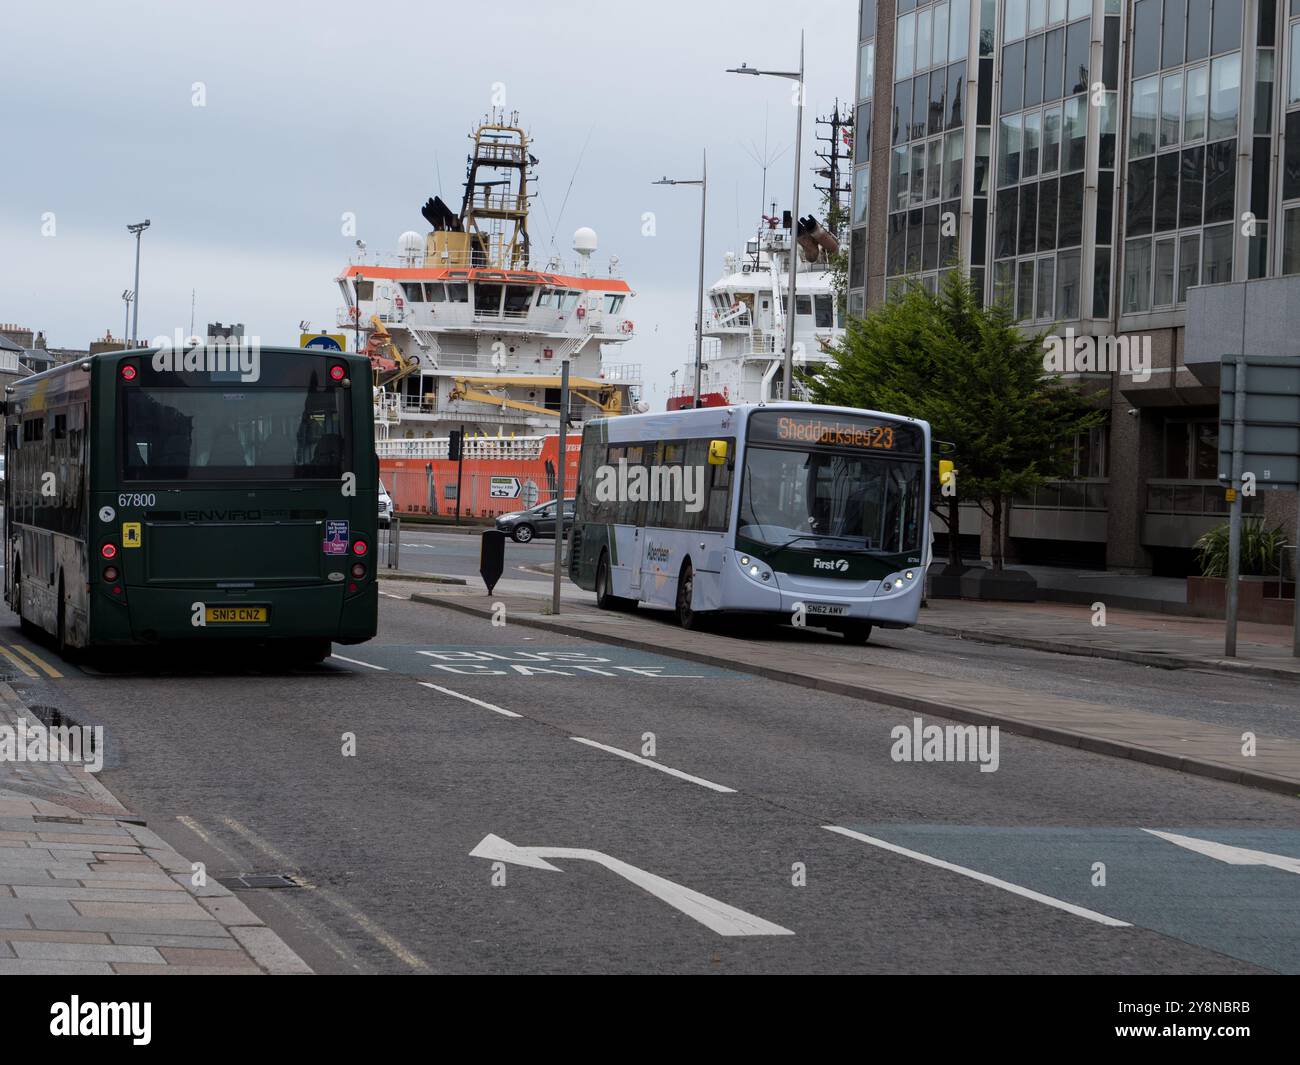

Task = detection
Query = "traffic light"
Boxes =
[448,429,463,462]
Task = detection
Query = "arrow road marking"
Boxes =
[469,834,793,937]
[824,826,1131,927]
[1144,829,1300,875]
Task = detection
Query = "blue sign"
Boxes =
[305,335,343,351]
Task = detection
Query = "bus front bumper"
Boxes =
[717,559,923,628]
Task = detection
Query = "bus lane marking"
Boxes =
[570,737,735,794]
[329,653,388,671]
[823,826,1131,928]
[418,682,521,718]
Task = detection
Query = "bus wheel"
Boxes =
[839,621,872,645]
[56,577,70,658]
[14,560,36,638]
[676,562,703,630]
[595,552,617,610]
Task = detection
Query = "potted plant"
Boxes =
[1189,518,1292,623]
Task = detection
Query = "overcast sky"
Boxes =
[0,0,856,403]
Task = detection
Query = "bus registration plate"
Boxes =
[804,603,848,617]
[205,606,269,624]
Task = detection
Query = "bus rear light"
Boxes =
[352,539,367,556]
[101,543,118,559]
[329,364,346,382]
[102,565,119,582]
[110,585,123,596]
[351,562,366,579]
[120,363,138,381]
[347,581,358,593]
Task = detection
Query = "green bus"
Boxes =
[3,345,378,661]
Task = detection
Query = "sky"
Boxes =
[0,0,857,405]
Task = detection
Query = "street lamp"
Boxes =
[653,151,708,409]
[126,220,151,346]
[121,290,134,350]
[728,31,805,402]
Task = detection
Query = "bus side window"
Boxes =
[703,438,734,532]
[656,442,686,530]
[625,445,647,527]
[603,445,625,525]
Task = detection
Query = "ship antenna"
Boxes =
[547,121,596,252]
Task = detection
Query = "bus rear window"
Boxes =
[121,388,350,481]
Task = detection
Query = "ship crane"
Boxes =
[364,315,420,389]
[449,375,623,419]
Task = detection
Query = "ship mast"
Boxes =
[460,109,533,268]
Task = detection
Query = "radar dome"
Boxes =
[398,231,423,261]
[573,227,598,254]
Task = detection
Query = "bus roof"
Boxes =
[589,402,929,437]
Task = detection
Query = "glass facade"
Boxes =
[847,0,1297,320]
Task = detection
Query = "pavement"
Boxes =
[405,579,1300,796]
[0,680,310,974]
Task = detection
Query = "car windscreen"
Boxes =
[121,387,350,481]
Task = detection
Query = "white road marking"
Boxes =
[470,833,792,937]
[379,592,408,600]
[330,653,387,671]
[571,737,735,793]
[220,815,428,970]
[418,681,521,718]
[823,826,1131,927]
[1145,829,1300,875]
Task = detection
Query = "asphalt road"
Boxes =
[381,526,555,584]
[4,593,1299,974]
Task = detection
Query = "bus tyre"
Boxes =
[512,524,534,544]
[595,553,617,610]
[56,576,70,659]
[839,621,872,645]
[676,561,705,630]
[14,560,36,639]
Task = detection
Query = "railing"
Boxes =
[344,251,623,279]
[377,435,548,461]
[601,363,642,383]
[1145,479,1263,516]
[1013,480,1110,510]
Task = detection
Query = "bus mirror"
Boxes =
[707,440,728,466]
[938,459,956,488]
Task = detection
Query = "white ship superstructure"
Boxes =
[334,112,642,441]
[668,215,845,409]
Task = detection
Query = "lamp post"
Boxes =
[728,31,805,401]
[121,290,134,350]
[653,151,708,409]
[126,220,151,346]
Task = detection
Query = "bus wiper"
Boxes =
[772,534,872,552]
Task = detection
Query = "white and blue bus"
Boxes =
[568,403,930,643]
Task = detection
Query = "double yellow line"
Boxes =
[0,644,63,679]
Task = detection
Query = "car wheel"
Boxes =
[675,561,704,630]
[839,621,872,645]
[512,524,534,544]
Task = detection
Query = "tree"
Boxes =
[805,270,1105,571]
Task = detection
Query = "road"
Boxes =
[2,590,1298,974]
[382,525,555,583]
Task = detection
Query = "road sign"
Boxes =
[469,834,793,936]
[300,333,346,352]
[489,476,520,499]
[1218,356,1300,489]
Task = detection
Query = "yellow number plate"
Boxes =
[205,606,269,624]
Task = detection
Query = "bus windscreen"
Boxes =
[121,388,350,481]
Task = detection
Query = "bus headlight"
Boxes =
[894,578,904,588]
[739,555,750,566]
[905,570,915,580]
[749,565,760,577]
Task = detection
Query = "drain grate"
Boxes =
[217,874,301,890]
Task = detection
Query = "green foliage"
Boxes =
[804,271,1105,568]
[1194,518,1289,578]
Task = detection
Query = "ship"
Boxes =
[667,211,845,409]
[332,111,643,519]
